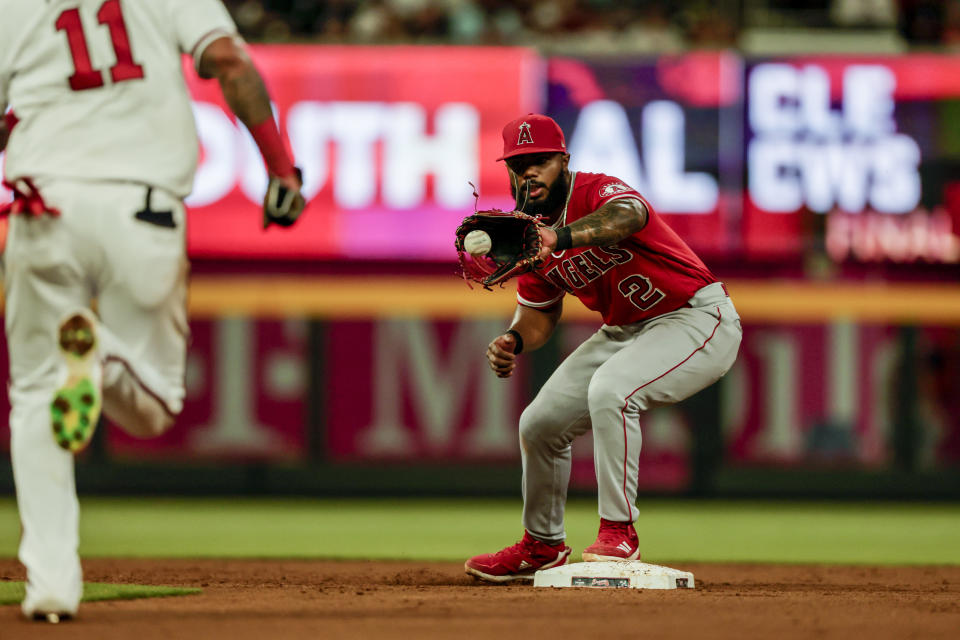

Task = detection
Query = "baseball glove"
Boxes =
[455,209,545,289]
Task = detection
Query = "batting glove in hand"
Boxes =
[263,167,306,229]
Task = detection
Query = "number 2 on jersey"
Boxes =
[56,0,144,91]
[618,274,666,311]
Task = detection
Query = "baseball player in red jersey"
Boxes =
[0,0,303,621]
[465,114,742,582]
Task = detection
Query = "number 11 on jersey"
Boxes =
[56,0,145,91]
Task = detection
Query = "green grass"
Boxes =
[1,498,958,565]
[0,582,199,606]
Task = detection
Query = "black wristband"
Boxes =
[506,329,524,355]
[555,226,573,251]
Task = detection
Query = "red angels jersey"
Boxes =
[0,0,236,198]
[517,171,718,326]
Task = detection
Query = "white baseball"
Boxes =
[463,230,492,256]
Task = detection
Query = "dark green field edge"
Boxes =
[0,582,200,606]
[1,461,959,499]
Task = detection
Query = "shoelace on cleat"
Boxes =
[595,520,634,545]
[493,539,535,559]
[493,536,560,560]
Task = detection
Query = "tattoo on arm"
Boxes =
[566,199,648,247]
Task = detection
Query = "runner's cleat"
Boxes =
[581,518,641,562]
[51,311,102,453]
[32,612,71,624]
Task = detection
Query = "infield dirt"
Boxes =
[1,558,958,639]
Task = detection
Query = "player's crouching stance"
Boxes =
[463,115,741,583]
[0,0,305,621]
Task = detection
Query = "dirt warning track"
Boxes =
[1,559,958,639]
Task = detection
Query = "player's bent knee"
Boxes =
[519,403,563,445]
[587,374,651,417]
[128,414,175,439]
[518,406,547,443]
[114,405,179,439]
[142,412,176,438]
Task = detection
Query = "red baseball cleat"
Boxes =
[465,531,571,583]
[581,518,641,562]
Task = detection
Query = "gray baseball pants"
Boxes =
[519,282,741,543]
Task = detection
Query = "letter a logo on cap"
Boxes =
[517,122,534,145]
[498,114,566,161]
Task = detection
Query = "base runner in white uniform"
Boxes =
[0,0,304,621]
[464,114,742,582]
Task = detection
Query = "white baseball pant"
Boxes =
[519,282,742,543]
[4,178,187,617]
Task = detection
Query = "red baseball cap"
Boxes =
[497,113,567,161]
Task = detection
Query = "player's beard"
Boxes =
[513,171,569,220]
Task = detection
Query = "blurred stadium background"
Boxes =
[2,0,959,504]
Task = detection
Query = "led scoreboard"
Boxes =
[6,51,957,264]
[743,56,960,263]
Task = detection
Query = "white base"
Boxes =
[533,561,695,590]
